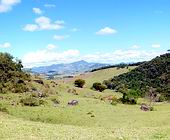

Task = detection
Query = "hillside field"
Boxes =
[0,67,170,140]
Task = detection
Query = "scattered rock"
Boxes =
[68,100,79,106]
[140,103,150,111]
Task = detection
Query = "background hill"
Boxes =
[30,60,109,75]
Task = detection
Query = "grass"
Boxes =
[0,67,170,139]
[66,67,135,88]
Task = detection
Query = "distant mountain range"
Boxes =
[30,60,109,75]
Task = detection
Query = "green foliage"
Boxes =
[106,53,170,100]
[74,79,85,88]
[92,82,106,92]
[20,96,45,106]
[110,96,118,105]
[0,103,8,113]
[0,52,30,93]
[51,97,60,104]
[121,89,139,104]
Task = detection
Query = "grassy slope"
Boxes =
[67,67,135,88]
[0,67,170,140]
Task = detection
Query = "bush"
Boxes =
[92,82,106,92]
[51,97,60,104]
[121,89,139,104]
[111,96,118,105]
[20,96,45,106]
[0,104,8,113]
[157,95,166,102]
[74,79,85,88]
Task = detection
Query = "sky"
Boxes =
[0,0,169,68]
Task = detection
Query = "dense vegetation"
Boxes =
[104,53,170,101]
[0,52,30,93]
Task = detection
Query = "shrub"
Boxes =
[20,96,45,106]
[0,104,8,113]
[51,97,60,104]
[74,79,85,88]
[92,82,106,92]
[111,96,118,105]
[121,89,139,104]
[157,95,166,102]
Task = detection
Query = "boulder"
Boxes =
[140,103,150,111]
[68,100,79,106]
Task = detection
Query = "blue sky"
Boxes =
[0,0,169,67]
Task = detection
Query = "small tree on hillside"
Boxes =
[74,79,85,88]
[92,82,106,92]
[146,87,157,107]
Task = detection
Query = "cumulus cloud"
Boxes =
[53,35,69,41]
[96,27,117,35]
[152,44,161,48]
[44,4,56,8]
[0,0,21,13]
[33,7,42,15]
[0,42,11,48]
[23,16,64,32]
[22,46,164,68]
[22,48,80,68]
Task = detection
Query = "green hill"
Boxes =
[105,53,169,100]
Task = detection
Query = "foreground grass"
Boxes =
[1,103,170,140]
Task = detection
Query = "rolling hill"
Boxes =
[30,60,109,75]
[106,53,170,99]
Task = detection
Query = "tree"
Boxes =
[92,82,106,92]
[74,79,85,88]
[0,52,30,93]
[146,87,157,107]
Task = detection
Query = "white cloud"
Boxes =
[46,44,57,50]
[22,46,164,68]
[22,48,80,68]
[33,7,42,15]
[131,45,140,49]
[0,0,21,13]
[53,35,69,41]
[23,24,38,32]
[152,44,161,48]
[96,27,117,35]
[23,16,64,32]
[44,4,56,8]
[0,42,11,48]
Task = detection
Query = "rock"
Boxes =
[34,79,44,85]
[140,103,150,111]
[68,100,79,106]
